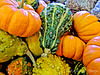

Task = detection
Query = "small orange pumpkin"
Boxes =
[56,35,85,61]
[83,36,100,75]
[0,0,41,37]
[36,0,47,15]
[73,11,100,43]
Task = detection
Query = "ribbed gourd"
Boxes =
[32,54,71,75]
[7,57,32,75]
[40,3,73,54]
[73,61,87,75]
[0,29,28,63]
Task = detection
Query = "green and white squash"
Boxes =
[40,3,73,54]
[73,61,88,75]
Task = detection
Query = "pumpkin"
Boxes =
[83,36,100,75]
[7,57,32,75]
[36,0,47,15]
[56,35,85,61]
[0,0,41,37]
[73,11,100,43]
[40,3,73,54]
[25,0,47,15]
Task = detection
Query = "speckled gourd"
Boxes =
[39,3,73,54]
[32,54,71,75]
[0,29,28,63]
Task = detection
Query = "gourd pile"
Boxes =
[0,0,100,75]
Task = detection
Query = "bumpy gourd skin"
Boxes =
[0,30,28,63]
[40,3,73,54]
[33,54,71,75]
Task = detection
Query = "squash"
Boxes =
[40,3,73,54]
[73,11,100,43]
[7,57,32,75]
[73,61,87,75]
[56,35,85,61]
[83,36,100,75]
[0,0,41,37]
[25,0,47,15]
[36,0,47,15]
[0,72,5,75]
[26,31,43,56]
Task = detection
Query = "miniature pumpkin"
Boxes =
[36,0,47,15]
[0,0,41,37]
[73,11,100,43]
[56,35,85,61]
[25,0,47,15]
[83,36,100,75]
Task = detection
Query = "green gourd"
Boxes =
[40,3,73,54]
[73,61,87,75]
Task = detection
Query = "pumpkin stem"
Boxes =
[26,50,37,68]
[20,0,24,8]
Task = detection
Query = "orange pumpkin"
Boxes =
[0,0,41,37]
[36,0,47,15]
[56,35,85,61]
[83,36,100,75]
[73,11,100,43]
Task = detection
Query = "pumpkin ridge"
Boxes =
[0,5,17,31]
[77,22,100,35]
[83,45,100,66]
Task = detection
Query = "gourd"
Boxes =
[83,36,100,75]
[7,57,32,75]
[73,11,100,43]
[73,61,87,75]
[32,54,71,75]
[0,29,27,63]
[26,31,43,56]
[0,72,5,75]
[0,0,41,37]
[56,35,85,61]
[40,3,73,54]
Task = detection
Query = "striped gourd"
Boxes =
[73,61,87,75]
[40,3,73,54]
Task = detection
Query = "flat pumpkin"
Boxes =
[83,36,100,75]
[73,11,100,43]
[56,35,85,61]
[0,0,41,37]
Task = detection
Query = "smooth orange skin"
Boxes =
[63,35,85,61]
[36,0,47,15]
[56,36,65,56]
[0,0,41,37]
[83,36,100,75]
[73,11,100,43]
[56,35,85,61]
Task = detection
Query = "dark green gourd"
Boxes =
[40,3,73,54]
[73,61,87,75]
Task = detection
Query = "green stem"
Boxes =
[20,0,24,8]
[26,50,37,68]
